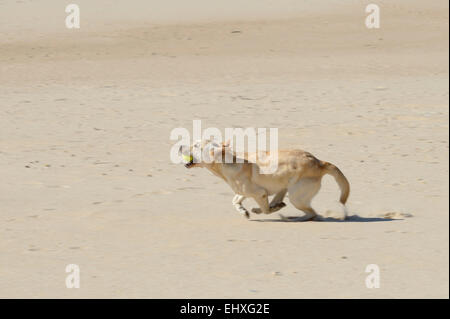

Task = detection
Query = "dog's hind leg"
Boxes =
[269,189,287,212]
[232,194,249,218]
[280,178,322,221]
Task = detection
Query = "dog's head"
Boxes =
[179,139,231,168]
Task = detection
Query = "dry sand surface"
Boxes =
[0,0,448,298]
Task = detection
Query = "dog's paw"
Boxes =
[251,208,262,214]
[238,207,250,219]
[269,202,286,212]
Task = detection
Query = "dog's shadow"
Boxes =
[251,214,399,223]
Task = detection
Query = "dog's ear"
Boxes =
[207,142,222,162]
[209,145,219,158]
[222,140,230,148]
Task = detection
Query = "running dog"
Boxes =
[179,140,350,221]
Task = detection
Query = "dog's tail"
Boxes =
[322,161,350,205]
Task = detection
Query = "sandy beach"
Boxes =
[0,0,448,298]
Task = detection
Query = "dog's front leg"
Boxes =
[232,194,249,219]
[269,189,287,212]
[251,190,271,214]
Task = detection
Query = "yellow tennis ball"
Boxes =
[182,154,193,162]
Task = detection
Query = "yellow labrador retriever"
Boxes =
[179,140,350,221]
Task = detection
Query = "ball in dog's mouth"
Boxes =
[182,154,194,168]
